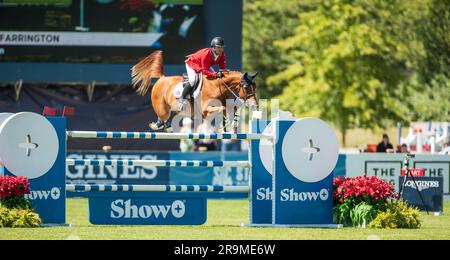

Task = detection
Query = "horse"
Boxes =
[131,51,259,132]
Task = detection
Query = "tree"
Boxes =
[408,0,450,121]
[242,0,312,97]
[268,0,428,145]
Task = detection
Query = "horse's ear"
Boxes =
[249,72,259,81]
[242,72,249,80]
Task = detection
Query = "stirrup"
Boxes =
[178,99,187,111]
[149,122,164,131]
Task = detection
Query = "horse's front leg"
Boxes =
[202,105,226,130]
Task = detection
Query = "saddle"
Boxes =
[174,73,203,100]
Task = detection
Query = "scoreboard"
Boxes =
[0,0,204,64]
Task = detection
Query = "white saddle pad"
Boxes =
[173,74,203,100]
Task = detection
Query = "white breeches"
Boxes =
[185,63,215,86]
[185,63,199,86]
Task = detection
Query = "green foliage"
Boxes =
[243,0,450,143]
[333,199,353,226]
[416,0,450,81]
[243,0,311,97]
[334,200,384,227]
[406,0,450,121]
[269,0,419,144]
[404,74,450,121]
[349,202,378,228]
[0,206,41,228]
[368,200,421,229]
[0,195,31,210]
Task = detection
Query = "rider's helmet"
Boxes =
[210,37,225,47]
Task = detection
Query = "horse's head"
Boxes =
[238,72,259,109]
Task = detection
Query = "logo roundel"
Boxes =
[171,200,186,218]
[281,118,339,183]
[0,112,59,179]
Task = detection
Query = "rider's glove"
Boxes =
[216,71,225,78]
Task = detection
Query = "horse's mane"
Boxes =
[223,71,243,77]
[131,51,164,96]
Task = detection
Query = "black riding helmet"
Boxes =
[210,37,225,47]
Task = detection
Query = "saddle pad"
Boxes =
[173,73,203,99]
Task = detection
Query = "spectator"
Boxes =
[376,133,394,153]
[195,121,217,151]
[179,117,195,152]
[440,141,450,155]
[400,144,409,153]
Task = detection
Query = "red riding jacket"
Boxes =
[185,47,226,78]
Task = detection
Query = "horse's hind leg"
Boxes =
[150,108,171,131]
[150,94,172,131]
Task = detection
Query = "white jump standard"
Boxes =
[0,112,340,227]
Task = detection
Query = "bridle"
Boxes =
[219,76,256,104]
[217,74,257,130]
[243,83,257,100]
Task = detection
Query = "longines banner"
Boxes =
[346,154,450,194]
[66,151,249,186]
[399,176,443,212]
[0,0,204,63]
[65,151,249,199]
[66,151,170,184]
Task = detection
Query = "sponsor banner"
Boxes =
[401,168,425,177]
[87,192,207,225]
[399,176,443,212]
[169,151,249,186]
[66,151,170,185]
[346,154,450,193]
[0,31,163,47]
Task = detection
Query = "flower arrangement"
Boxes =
[333,175,397,205]
[0,175,41,228]
[333,175,420,228]
[0,175,31,209]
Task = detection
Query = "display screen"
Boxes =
[0,0,204,63]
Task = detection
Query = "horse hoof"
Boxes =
[165,126,173,133]
[149,122,163,131]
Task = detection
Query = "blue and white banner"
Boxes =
[169,152,249,186]
[66,151,170,185]
[87,192,207,225]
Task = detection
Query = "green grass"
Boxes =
[1,199,450,240]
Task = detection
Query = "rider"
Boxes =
[179,36,227,110]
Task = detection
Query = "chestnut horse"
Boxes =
[131,51,258,131]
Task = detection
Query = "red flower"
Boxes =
[0,175,30,199]
[333,175,397,205]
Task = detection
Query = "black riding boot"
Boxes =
[181,81,192,100]
[179,82,192,111]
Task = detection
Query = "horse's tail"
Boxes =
[131,50,164,96]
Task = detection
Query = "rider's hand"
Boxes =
[216,71,225,78]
